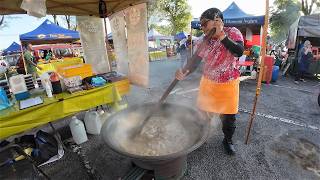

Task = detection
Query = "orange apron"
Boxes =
[197,76,239,114]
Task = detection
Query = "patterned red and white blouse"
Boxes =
[196,27,244,83]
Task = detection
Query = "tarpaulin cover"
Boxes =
[287,14,320,49]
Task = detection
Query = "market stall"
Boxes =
[0,78,129,139]
[148,29,173,61]
[2,42,21,56]
[287,13,320,76]
[1,42,22,67]
[18,19,82,74]
[0,0,149,140]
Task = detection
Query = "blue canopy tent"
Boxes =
[2,42,21,55]
[191,2,264,30]
[20,19,80,45]
[174,32,188,40]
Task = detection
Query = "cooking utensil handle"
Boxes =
[159,78,179,104]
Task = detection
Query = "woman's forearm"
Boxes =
[220,37,244,57]
[183,54,202,74]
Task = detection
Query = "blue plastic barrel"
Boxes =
[271,65,279,82]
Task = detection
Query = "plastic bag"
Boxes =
[33,130,58,164]
[0,87,10,111]
[20,0,47,18]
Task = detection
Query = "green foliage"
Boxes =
[270,0,301,43]
[0,16,21,30]
[270,0,320,43]
[148,0,192,35]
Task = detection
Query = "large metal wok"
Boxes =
[101,103,210,178]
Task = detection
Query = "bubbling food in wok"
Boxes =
[115,112,196,156]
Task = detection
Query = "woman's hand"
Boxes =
[175,68,190,80]
[212,18,225,40]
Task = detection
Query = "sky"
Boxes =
[0,0,273,50]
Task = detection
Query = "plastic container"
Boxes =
[84,111,102,135]
[272,65,280,82]
[44,80,53,98]
[50,72,62,94]
[250,70,257,79]
[9,75,28,94]
[262,56,274,84]
[57,64,93,79]
[40,72,52,91]
[69,116,88,144]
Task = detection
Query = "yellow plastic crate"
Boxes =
[37,57,84,75]
[57,64,93,79]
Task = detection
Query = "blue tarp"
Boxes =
[2,42,21,55]
[191,2,265,29]
[20,19,79,42]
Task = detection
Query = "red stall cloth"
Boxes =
[246,35,261,48]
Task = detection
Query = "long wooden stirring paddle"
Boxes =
[133,28,216,137]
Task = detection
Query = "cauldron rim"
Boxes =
[101,103,211,161]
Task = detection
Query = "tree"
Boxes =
[51,15,77,30]
[270,0,320,42]
[301,0,320,15]
[270,0,301,42]
[0,15,20,30]
[52,15,59,25]
[148,0,192,35]
[64,15,77,30]
[0,15,4,27]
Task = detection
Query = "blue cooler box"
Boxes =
[272,65,280,82]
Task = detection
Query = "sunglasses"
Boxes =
[200,19,211,28]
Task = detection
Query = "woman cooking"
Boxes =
[175,8,244,155]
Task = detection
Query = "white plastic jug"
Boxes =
[84,111,102,135]
[69,116,88,144]
[251,70,257,79]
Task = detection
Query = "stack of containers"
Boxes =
[9,75,30,100]
[24,74,35,91]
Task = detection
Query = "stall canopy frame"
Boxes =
[0,0,149,17]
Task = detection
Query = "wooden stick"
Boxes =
[190,28,193,57]
[19,40,28,74]
[245,0,270,145]
[104,17,112,72]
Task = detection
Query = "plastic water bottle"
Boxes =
[84,111,102,135]
[44,80,53,98]
[69,116,88,144]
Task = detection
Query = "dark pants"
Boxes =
[220,114,236,142]
[295,70,305,81]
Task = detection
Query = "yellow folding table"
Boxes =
[0,78,130,140]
